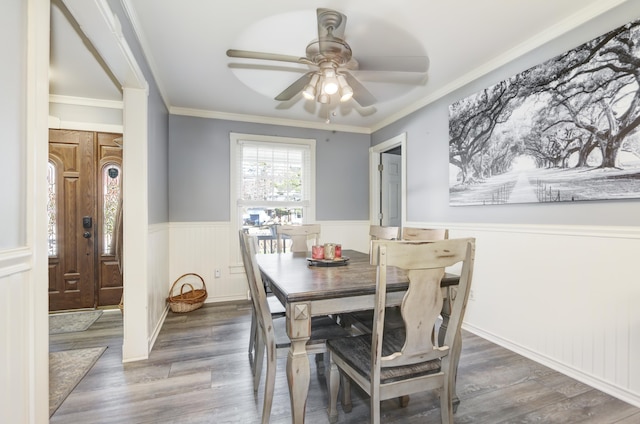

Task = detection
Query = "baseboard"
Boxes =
[148,304,170,354]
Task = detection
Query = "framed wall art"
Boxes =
[449,17,640,206]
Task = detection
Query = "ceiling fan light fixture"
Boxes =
[318,92,330,104]
[337,74,353,102]
[302,73,320,100]
[321,68,339,95]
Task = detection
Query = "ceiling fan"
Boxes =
[226,8,429,108]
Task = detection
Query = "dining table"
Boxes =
[256,249,461,424]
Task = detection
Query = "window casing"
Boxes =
[230,133,316,256]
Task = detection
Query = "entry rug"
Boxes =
[49,346,107,416]
[49,310,103,334]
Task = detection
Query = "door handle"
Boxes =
[83,232,91,239]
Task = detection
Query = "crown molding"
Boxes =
[169,106,372,134]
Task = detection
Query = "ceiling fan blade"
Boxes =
[275,72,314,101]
[353,55,430,73]
[226,49,313,66]
[342,71,376,107]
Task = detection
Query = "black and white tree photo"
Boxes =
[449,17,640,206]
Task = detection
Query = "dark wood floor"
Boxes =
[50,302,640,423]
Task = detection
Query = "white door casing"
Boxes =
[369,133,406,227]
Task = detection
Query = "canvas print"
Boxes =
[449,18,640,206]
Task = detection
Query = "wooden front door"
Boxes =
[48,129,123,311]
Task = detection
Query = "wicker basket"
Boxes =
[167,273,208,313]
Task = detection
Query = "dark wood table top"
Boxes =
[256,249,459,304]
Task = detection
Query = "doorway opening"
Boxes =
[369,133,407,227]
[47,129,123,311]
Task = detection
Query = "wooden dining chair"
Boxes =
[341,225,402,333]
[326,238,476,424]
[239,231,350,424]
[402,227,449,241]
[245,234,286,373]
[276,224,321,253]
[369,225,400,241]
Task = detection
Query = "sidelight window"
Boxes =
[102,164,121,254]
[47,161,57,256]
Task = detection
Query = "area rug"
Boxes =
[49,310,103,334]
[49,346,107,416]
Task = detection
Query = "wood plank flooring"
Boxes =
[50,302,640,423]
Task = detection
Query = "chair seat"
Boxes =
[327,328,441,384]
[274,315,351,350]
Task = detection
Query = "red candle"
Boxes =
[312,245,324,259]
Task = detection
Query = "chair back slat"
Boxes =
[401,227,449,241]
[369,225,400,240]
[371,238,475,369]
[276,224,321,253]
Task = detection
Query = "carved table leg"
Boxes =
[287,303,311,424]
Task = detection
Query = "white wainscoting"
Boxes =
[417,222,640,408]
[0,248,34,424]
[148,223,170,352]
[169,221,372,304]
[170,222,248,303]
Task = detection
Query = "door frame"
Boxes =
[369,132,407,227]
[51,0,150,362]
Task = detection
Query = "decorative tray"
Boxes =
[306,256,350,267]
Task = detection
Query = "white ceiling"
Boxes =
[49,0,625,133]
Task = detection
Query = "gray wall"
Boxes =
[108,0,170,225]
[0,0,26,248]
[169,115,371,222]
[373,0,640,226]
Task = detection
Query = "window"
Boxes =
[230,133,316,254]
[102,164,121,254]
[47,161,57,256]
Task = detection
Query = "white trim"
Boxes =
[49,94,123,109]
[369,133,407,226]
[48,115,123,134]
[169,221,230,229]
[121,86,149,361]
[172,106,371,135]
[405,221,640,239]
[26,0,51,421]
[0,248,32,278]
[146,304,169,357]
